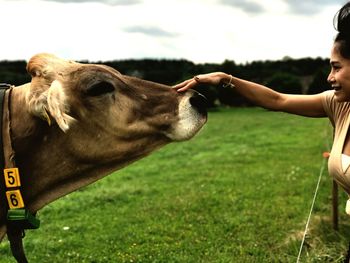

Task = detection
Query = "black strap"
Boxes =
[0,84,10,214]
[0,84,10,171]
[0,84,29,263]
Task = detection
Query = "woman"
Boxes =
[174,2,350,204]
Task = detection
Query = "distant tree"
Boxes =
[0,61,30,85]
[308,66,331,94]
[103,59,196,86]
[217,86,253,107]
[0,71,30,86]
[265,72,303,94]
[219,60,237,75]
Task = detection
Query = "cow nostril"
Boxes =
[189,93,208,115]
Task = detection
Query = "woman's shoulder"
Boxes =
[322,90,350,124]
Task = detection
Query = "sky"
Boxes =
[0,0,346,64]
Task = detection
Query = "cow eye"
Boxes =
[85,81,115,96]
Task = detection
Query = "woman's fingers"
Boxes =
[173,72,223,92]
[173,78,192,89]
[173,77,199,92]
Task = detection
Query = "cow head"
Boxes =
[24,53,207,164]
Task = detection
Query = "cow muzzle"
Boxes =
[165,90,208,141]
[189,92,208,118]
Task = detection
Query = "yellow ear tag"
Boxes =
[4,168,21,188]
[43,107,52,126]
[6,190,25,209]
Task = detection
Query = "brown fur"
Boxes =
[0,54,207,246]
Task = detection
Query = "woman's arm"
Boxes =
[173,72,327,118]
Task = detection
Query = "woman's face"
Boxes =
[328,42,350,102]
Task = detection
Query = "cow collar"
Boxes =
[0,84,39,262]
[0,84,40,228]
[0,84,12,219]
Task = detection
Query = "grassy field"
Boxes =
[1,107,350,262]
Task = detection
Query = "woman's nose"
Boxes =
[327,72,335,84]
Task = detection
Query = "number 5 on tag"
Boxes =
[6,190,24,209]
[4,168,21,188]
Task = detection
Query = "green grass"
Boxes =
[1,107,349,262]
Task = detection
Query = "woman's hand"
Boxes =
[173,72,231,92]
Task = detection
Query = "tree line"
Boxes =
[0,56,330,107]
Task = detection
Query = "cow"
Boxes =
[0,53,207,262]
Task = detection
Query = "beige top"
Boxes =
[342,154,350,173]
[323,90,350,194]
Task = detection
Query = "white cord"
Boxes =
[296,157,326,263]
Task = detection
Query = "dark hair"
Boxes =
[334,2,350,58]
[333,2,350,59]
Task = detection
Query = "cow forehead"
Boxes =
[68,64,122,84]
[27,53,179,110]
[78,64,122,77]
[70,64,174,95]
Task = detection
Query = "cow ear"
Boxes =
[46,80,76,132]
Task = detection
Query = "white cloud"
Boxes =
[220,0,265,14]
[0,0,345,63]
[282,0,344,15]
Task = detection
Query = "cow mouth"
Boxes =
[164,91,208,141]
